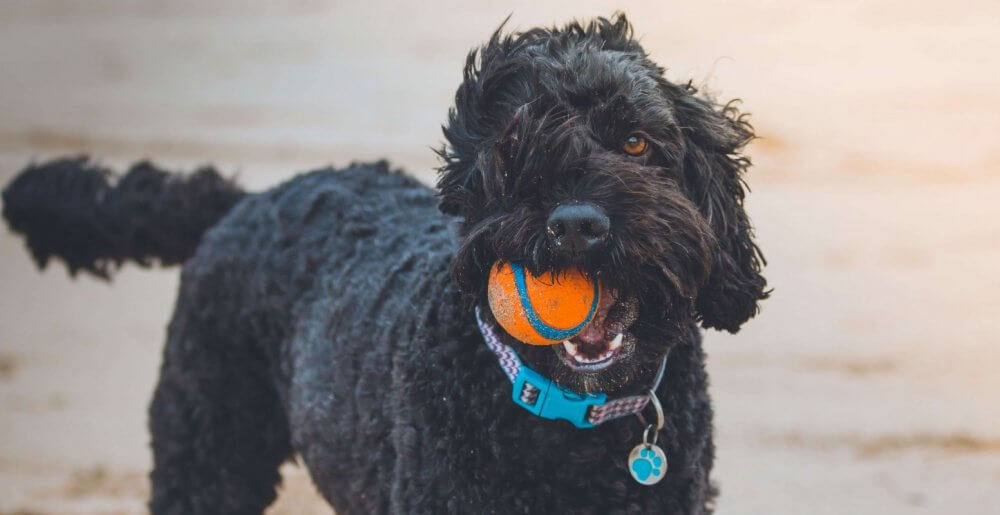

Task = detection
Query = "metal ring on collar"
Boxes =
[646,389,665,431]
[645,354,668,431]
[635,355,669,429]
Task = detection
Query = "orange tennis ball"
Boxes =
[487,262,601,345]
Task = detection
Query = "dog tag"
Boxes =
[628,443,667,485]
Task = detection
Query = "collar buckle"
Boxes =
[512,364,607,429]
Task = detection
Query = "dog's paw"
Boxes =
[630,448,663,482]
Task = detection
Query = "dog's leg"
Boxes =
[147,298,291,515]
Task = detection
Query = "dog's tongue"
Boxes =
[571,291,615,345]
[574,318,606,344]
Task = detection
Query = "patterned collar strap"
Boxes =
[475,307,666,429]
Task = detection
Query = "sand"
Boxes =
[0,1,998,513]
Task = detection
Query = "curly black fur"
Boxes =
[2,156,244,278]
[2,14,766,515]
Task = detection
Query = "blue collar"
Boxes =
[475,308,667,429]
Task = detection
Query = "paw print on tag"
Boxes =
[628,443,667,485]
[631,448,662,480]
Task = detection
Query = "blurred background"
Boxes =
[1,1,998,513]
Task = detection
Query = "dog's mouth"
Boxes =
[553,290,638,373]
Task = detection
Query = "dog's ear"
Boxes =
[436,22,521,219]
[435,141,481,218]
[667,82,768,332]
[435,58,486,219]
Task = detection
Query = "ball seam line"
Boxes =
[510,262,600,341]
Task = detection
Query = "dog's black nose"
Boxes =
[546,203,610,255]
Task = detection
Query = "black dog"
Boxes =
[2,15,766,514]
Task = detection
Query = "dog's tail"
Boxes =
[2,156,245,278]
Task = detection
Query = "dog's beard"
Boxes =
[541,292,644,393]
[484,283,687,394]
[459,211,712,393]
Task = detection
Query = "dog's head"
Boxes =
[437,15,768,393]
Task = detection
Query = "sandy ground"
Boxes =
[1,1,999,513]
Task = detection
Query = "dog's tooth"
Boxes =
[563,339,579,357]
[609,333,624,350]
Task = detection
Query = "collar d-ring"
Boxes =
[641,355,668,431]
[646,389,664,431]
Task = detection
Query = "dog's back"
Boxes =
[2,158,467,513]
[151,161,463,513]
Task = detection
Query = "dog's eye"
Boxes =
[623,134,648,156]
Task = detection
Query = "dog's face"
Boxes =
[438,16,768,393]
